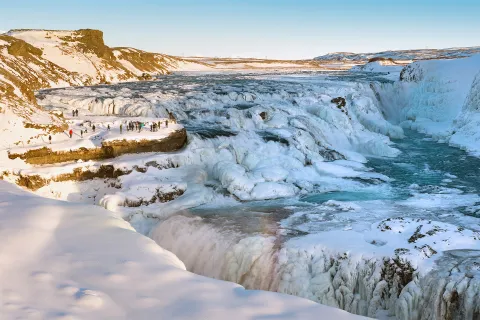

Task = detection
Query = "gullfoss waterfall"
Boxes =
[29,67,480,319]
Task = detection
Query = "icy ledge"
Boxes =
[0,181,365,319]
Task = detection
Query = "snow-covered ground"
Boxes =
[8,116,181,154]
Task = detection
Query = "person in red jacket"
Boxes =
[69,129,73,138]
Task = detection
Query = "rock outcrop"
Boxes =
[8,128,187,165]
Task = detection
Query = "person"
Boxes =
[107,124,111,131]
[153,122,157,132]
[69,129,73,138]
[165,120,168,128]
[150,123,153,132]
[92,124,96,132]
[76,109,79,117]
[48,135,52,144]
[80,130,83,138]
[158,121,161,129]
[169,111,176,124]
[72,110,75,117]
[120,124,123,134]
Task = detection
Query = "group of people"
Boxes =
[126,120,171,133]
[127,121,144,132]
[55,113,177,144]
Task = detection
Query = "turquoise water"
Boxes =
[303,130,480,206]
[190,129,480,238]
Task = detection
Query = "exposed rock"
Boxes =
[16,165,129,191]
[6,37,43,57]
[8,128,187,165]
[400,63,424,82]
[123,187,185,207]
[331,97,346,109]
[138,73,153,81]
[104,128,187,157]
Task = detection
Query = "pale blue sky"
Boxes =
[0,0,479,59]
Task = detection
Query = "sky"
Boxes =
[0,0,479,59]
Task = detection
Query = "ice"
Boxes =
[33,74,404,204]
[250,182,298,200]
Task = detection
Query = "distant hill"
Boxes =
[314,47,480,62]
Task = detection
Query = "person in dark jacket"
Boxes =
[48,135,52,144]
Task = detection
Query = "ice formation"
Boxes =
[36,74,403,207]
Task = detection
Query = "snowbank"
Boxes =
[378,54,480,156]
[0,181,365,319]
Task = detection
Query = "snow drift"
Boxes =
[0,181,365,319]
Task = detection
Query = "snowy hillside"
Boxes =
[315,46,480,63]
[0,33,83,146]
[6,29,192,82]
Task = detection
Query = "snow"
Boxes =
[0,181,365,319]
[4,116,182,157]
[349,61,403,81]
[375,54,480,155]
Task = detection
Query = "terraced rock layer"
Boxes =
[8,128,187,165]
